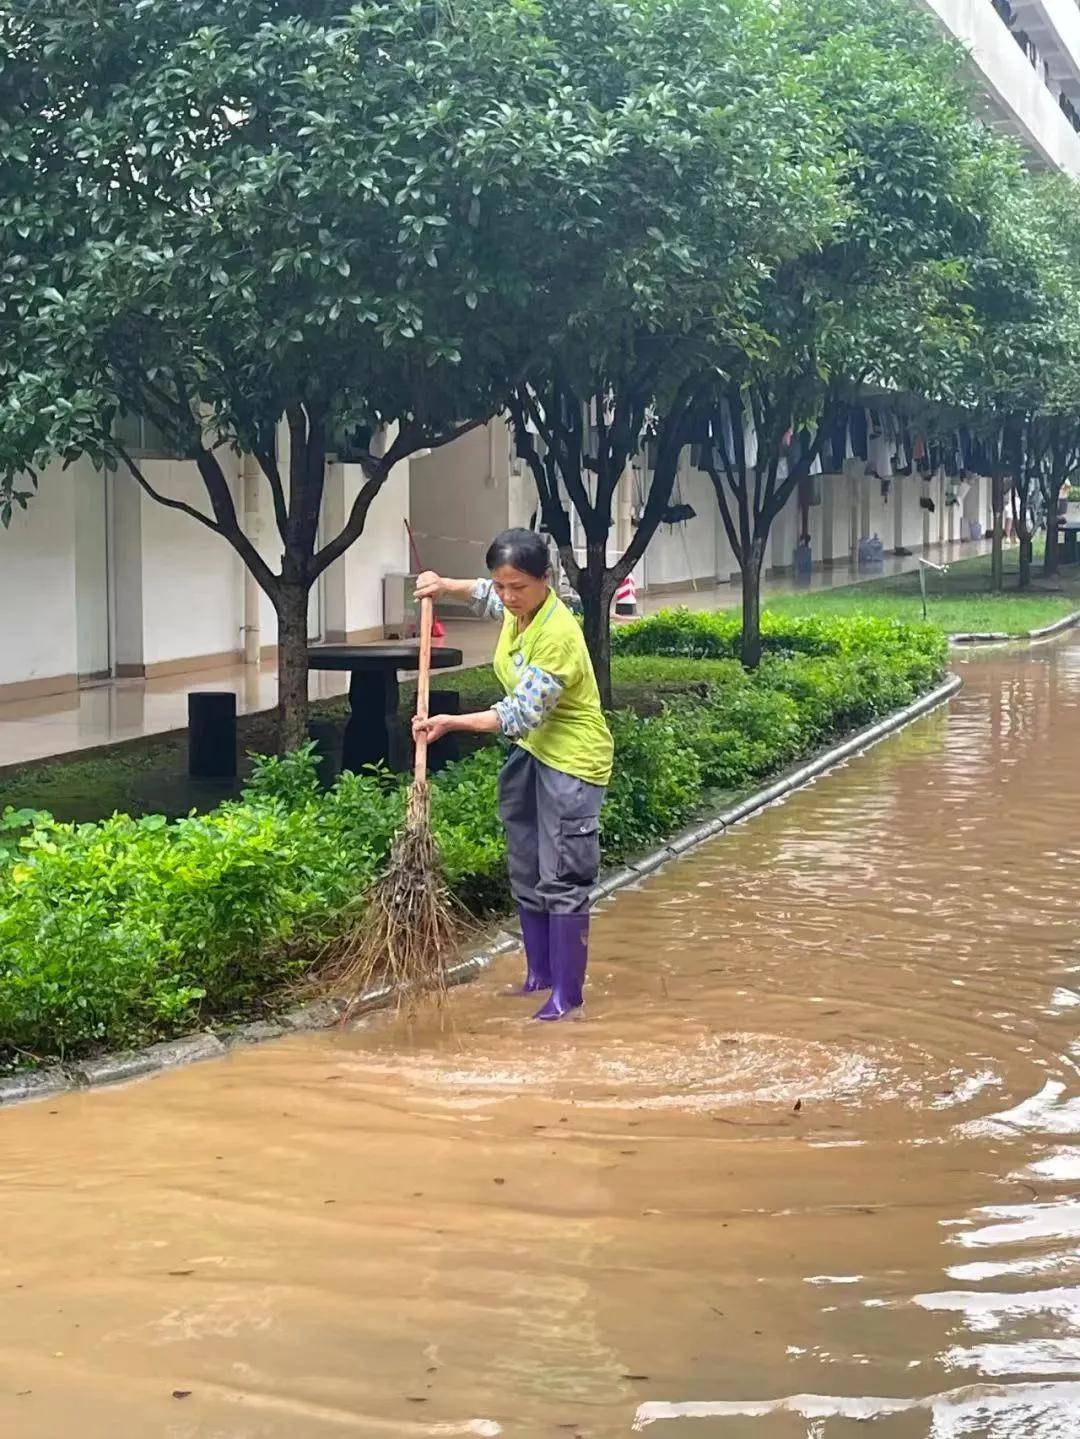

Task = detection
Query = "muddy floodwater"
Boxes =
[3,640,1080,1438]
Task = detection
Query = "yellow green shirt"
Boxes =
[480,583,613,788]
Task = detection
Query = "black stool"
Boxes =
[188,692,238,779]
[426,691,461,773]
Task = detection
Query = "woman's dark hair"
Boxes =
[485,528,550,579]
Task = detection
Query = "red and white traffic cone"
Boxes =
[615,571,638,618]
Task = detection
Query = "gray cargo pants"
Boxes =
[497,746,605,915]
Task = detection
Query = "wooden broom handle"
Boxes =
[414,596,434,785]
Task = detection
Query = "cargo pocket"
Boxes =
[557,815,601,889]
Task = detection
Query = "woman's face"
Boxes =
[490,564,549,618]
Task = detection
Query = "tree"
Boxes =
[501,0,840,702]
[697,0,1021,666]
[0,0,629,745]
[1038,415,1080,580]
[1025,178,1080,583]
[960,172,1080,591]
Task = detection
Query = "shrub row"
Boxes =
[0,612,947,1067]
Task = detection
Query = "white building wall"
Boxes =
[508,457,537,532]
[645,458,717,588]
[111,467,145,672]
[821,473,850,565]
[963,474,989,536]
[806,486,826,560]
[410,420,512,583]
[896,475,928,551]
[923,0,1080,174]
[864,475,893,550]
[340,460,411,639]
[137,457,245,671]
[768,485,798,574]
[0,459,78,693]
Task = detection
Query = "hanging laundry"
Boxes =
[826,408,849,471]
[894,427,912,476]
[868,417,893,480]
[718,398,736,470]
[946,433,963,478]
[742,407,758,471]
[913,434,932,476]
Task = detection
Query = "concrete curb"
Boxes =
[950,609,1080,646]
[0,677,962,1110]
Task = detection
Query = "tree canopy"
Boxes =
[502,0,842,700]
[696,0,1036,663]
[3,0,1080,720]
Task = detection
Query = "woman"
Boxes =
[413,530,613,1020]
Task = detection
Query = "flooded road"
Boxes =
[3,639,1080,1438]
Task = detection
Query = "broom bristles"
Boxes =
[319,785,465,1014]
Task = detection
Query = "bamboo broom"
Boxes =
[321,597,462,1011]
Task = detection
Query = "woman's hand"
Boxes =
[413,713,456,745]
[414,570,445,601]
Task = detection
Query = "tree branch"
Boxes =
[118,445,279,597]
[195,450,280,594]
[508,389,575,569]
[117,446,219,533]
[612,372,701,581]
[700,433,743,562]
[255,445,289,542]
[380,415,486,474]
[524,381,594,536]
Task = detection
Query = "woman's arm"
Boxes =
[413,571,477,602]
[413,710,501,744]
[412,664,563,747]
[414,570,503,620]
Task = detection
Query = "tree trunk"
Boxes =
[579,574,615,709]
[990,466,1005,594]
[276,580,311,752]
[740,539,765,670]
[1018,532,1033,589]
[570,538,611,708]
[581,586,613,709]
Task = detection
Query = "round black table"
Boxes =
[307,642,463,774]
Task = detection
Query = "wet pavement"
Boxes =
[2,636,1080,1437]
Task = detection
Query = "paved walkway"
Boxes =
[0,539,991,770]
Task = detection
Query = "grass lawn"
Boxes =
[764,550,1080,634]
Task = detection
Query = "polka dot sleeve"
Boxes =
[494,664,564,739]
[469,578,504,620]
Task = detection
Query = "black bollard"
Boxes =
[426,691,461,773]
[188,692,238,779]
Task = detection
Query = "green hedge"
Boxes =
[0,613,946,1067]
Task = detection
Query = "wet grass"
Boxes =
[0,694,345,825]
[765,551,1080,634]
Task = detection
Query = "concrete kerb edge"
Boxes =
[950,609,1080,646]
[0,678,963,1111]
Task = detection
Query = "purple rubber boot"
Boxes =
[533,912,589,1021]
[507,907,551,995]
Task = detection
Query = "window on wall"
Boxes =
[113,409,183,458]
